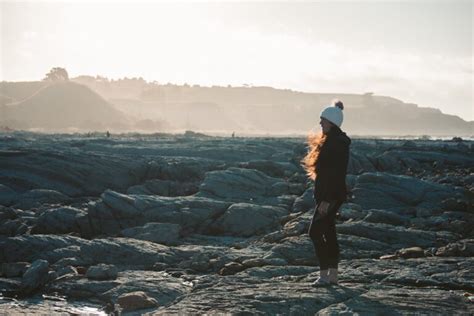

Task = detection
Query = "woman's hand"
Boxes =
[318,201,330,217]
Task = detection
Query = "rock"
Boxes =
[238,160,286,178]
[51,256,89,269]
[435,239,474,257]
[21,259,49,294]
[56,265,79,278]
[0,235,90,263]
[338,203,366,221]
[0,219,28,236]
[1,262,30,277]
[152,263,168,271]
[242,258,287,268]
[209,203,287,237]
[400,157,421,172]
[86,193,230,237]
[0,234,179,269]
[51,269,188,307]
[101,190,141,218]
[337,234,392,259]
[396,247,425,259]
[198,167,288,201]
[31,207,86,234]
[86,264,118,280]
[219,262,245,276]
[148,157,218,182]
[179,253,213,273]
[380,254,398,260]
[117,291,159,311]
[441,198,468,212]
[415,207,441,218]
[0,205,17,221]
[352,172,459,211]
[268,236,315,265]
[47,270,58,282]
[0,184,18,206]
[362,209,407,226]
[14,189,69,210]
[347,152,377,174]
[121,222,181,245]
[292,188,316,214]
[0,278,21,297]
[76,266,87,275]
[336,221,456,249]
[376,152,403,172]
[282,217,309,237]
[79,238,175,267]
[1,132,474,314]
[127,179,198,196]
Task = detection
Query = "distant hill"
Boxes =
[1,77,472,136]
[0,81,129,131]
[72,76,472,136]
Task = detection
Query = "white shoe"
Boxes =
[311,277,331,287]
[312,269,330,287]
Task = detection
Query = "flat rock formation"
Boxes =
[0,131,472,314]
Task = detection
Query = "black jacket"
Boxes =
[313,126,351,203]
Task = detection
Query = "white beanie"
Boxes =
[320,101,344,127]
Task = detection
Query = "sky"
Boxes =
[1,0,473,121]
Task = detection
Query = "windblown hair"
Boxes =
[302,132,327,180]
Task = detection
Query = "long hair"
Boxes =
[302,132,327,181]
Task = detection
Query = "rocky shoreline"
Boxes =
[0,132,473,314]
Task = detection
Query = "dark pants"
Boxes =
[308,201,342,270]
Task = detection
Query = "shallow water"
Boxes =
[0,294,107,315]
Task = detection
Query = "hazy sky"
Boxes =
[1,0,473,120]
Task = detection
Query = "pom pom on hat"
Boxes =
[333,100,344,110]
[320,100,344,127]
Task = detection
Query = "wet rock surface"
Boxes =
[0,132,473,314]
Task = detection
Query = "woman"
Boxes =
[303,100,351,286]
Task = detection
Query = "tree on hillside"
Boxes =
[43,67,69,82]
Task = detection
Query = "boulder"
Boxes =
[0,219,28,236]
[78,238,176,267]
[1,262,30,278]
[121,222,181,245]
[347,152,377,174]
[21,259,49,294]
[31,206,86,234]
[101,190,141,218]
[362,209,408,226]
[86,264,118,280]
[267,236,316,265]
[292,188,316,214]
[117,291,159,311]
[436,239,474,257]
[238,160,297,178]
[0,235,90,263]
[219,262,245,276]
[351,172,459,211]
[86,192,230,237]
[338,203,366,221]
[13,189,69,209]
[198,167,288,201]
[127,179,198,196]
[0,206,17,221]
[336,221,456,249]
[56,265,79,278]
[209,203,287,237]
[396,247,425,259]
[0,184,18,206]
